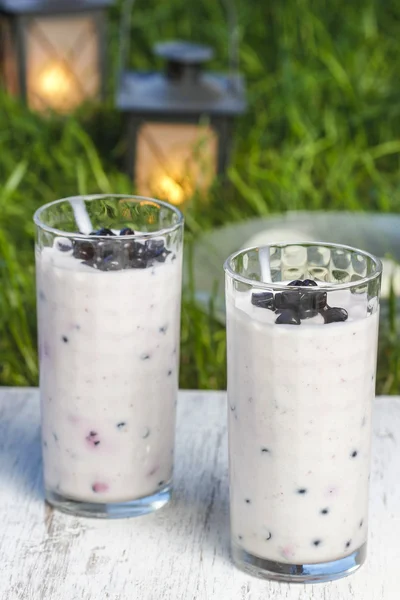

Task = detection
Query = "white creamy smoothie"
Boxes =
[227,286,379,566]
[37,239,182,504]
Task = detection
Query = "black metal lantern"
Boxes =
[0,0,112,112]
[116,41,246,206]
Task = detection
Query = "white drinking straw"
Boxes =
[70,197,93,235]
[259,247,271,283]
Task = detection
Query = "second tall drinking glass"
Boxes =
[34,195,183,518]
[224,242,381,583]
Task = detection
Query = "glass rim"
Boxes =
[33,194,184,240]
[223,241,383,292]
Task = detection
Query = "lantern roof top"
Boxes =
[154,41,214,66]
[116,70,246,117]
[0,0,113,15]
[116,40,246,117]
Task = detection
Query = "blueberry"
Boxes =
[97,240,114,259]
[129,257,148,269]
[300,290,327,311]
[302,279,318,287]
[120,227,135,236]
[90,228,115,236]
[124,241,150,269]
[288,280,304,286]
[97,255,122,271]
[251,292,275,310]
[155,248,171,263]
[73,240,95,261]
[275,291,301,311]
[322,307,348,324]
[275,309,301,325]
[54,237,73,253]
[145,239,165,258]
[81,259,97,269]
[314,291,327,310]
[128,241,146,259]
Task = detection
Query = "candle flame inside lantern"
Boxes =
[153,173,190,206]
[37,62,73,109]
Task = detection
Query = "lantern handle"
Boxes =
[220,0,240,91]
[116,0,136,88]
[116,0,240,90]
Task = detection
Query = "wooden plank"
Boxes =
[0,388,398,599]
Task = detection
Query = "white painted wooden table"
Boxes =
[0,388,398,600]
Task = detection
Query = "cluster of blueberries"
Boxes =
[57,227,172,271]
[251,279,348,325]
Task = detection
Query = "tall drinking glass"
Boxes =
[34,195,183,518]
[224,243,382,582]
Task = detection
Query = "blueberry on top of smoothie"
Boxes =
[251,292,274,310]
[127,254,148,269]
[120,227,135,235]
[73,240,95,261]
[145,239,165,259]
[288,279,304,287]
[54,237,73,253]
[322,307,348,324]
[275,290,301,311]
[275,309,301,325]
[251,277,348,326]
[90,228,115,236]
[155,248,172,263]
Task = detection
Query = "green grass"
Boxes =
[1,0,400,392]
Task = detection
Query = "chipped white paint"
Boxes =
[0,388,398,600]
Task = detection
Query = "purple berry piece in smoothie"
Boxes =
[86,431,101,447]
[91,482,109,493]
[147,465,159,477]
